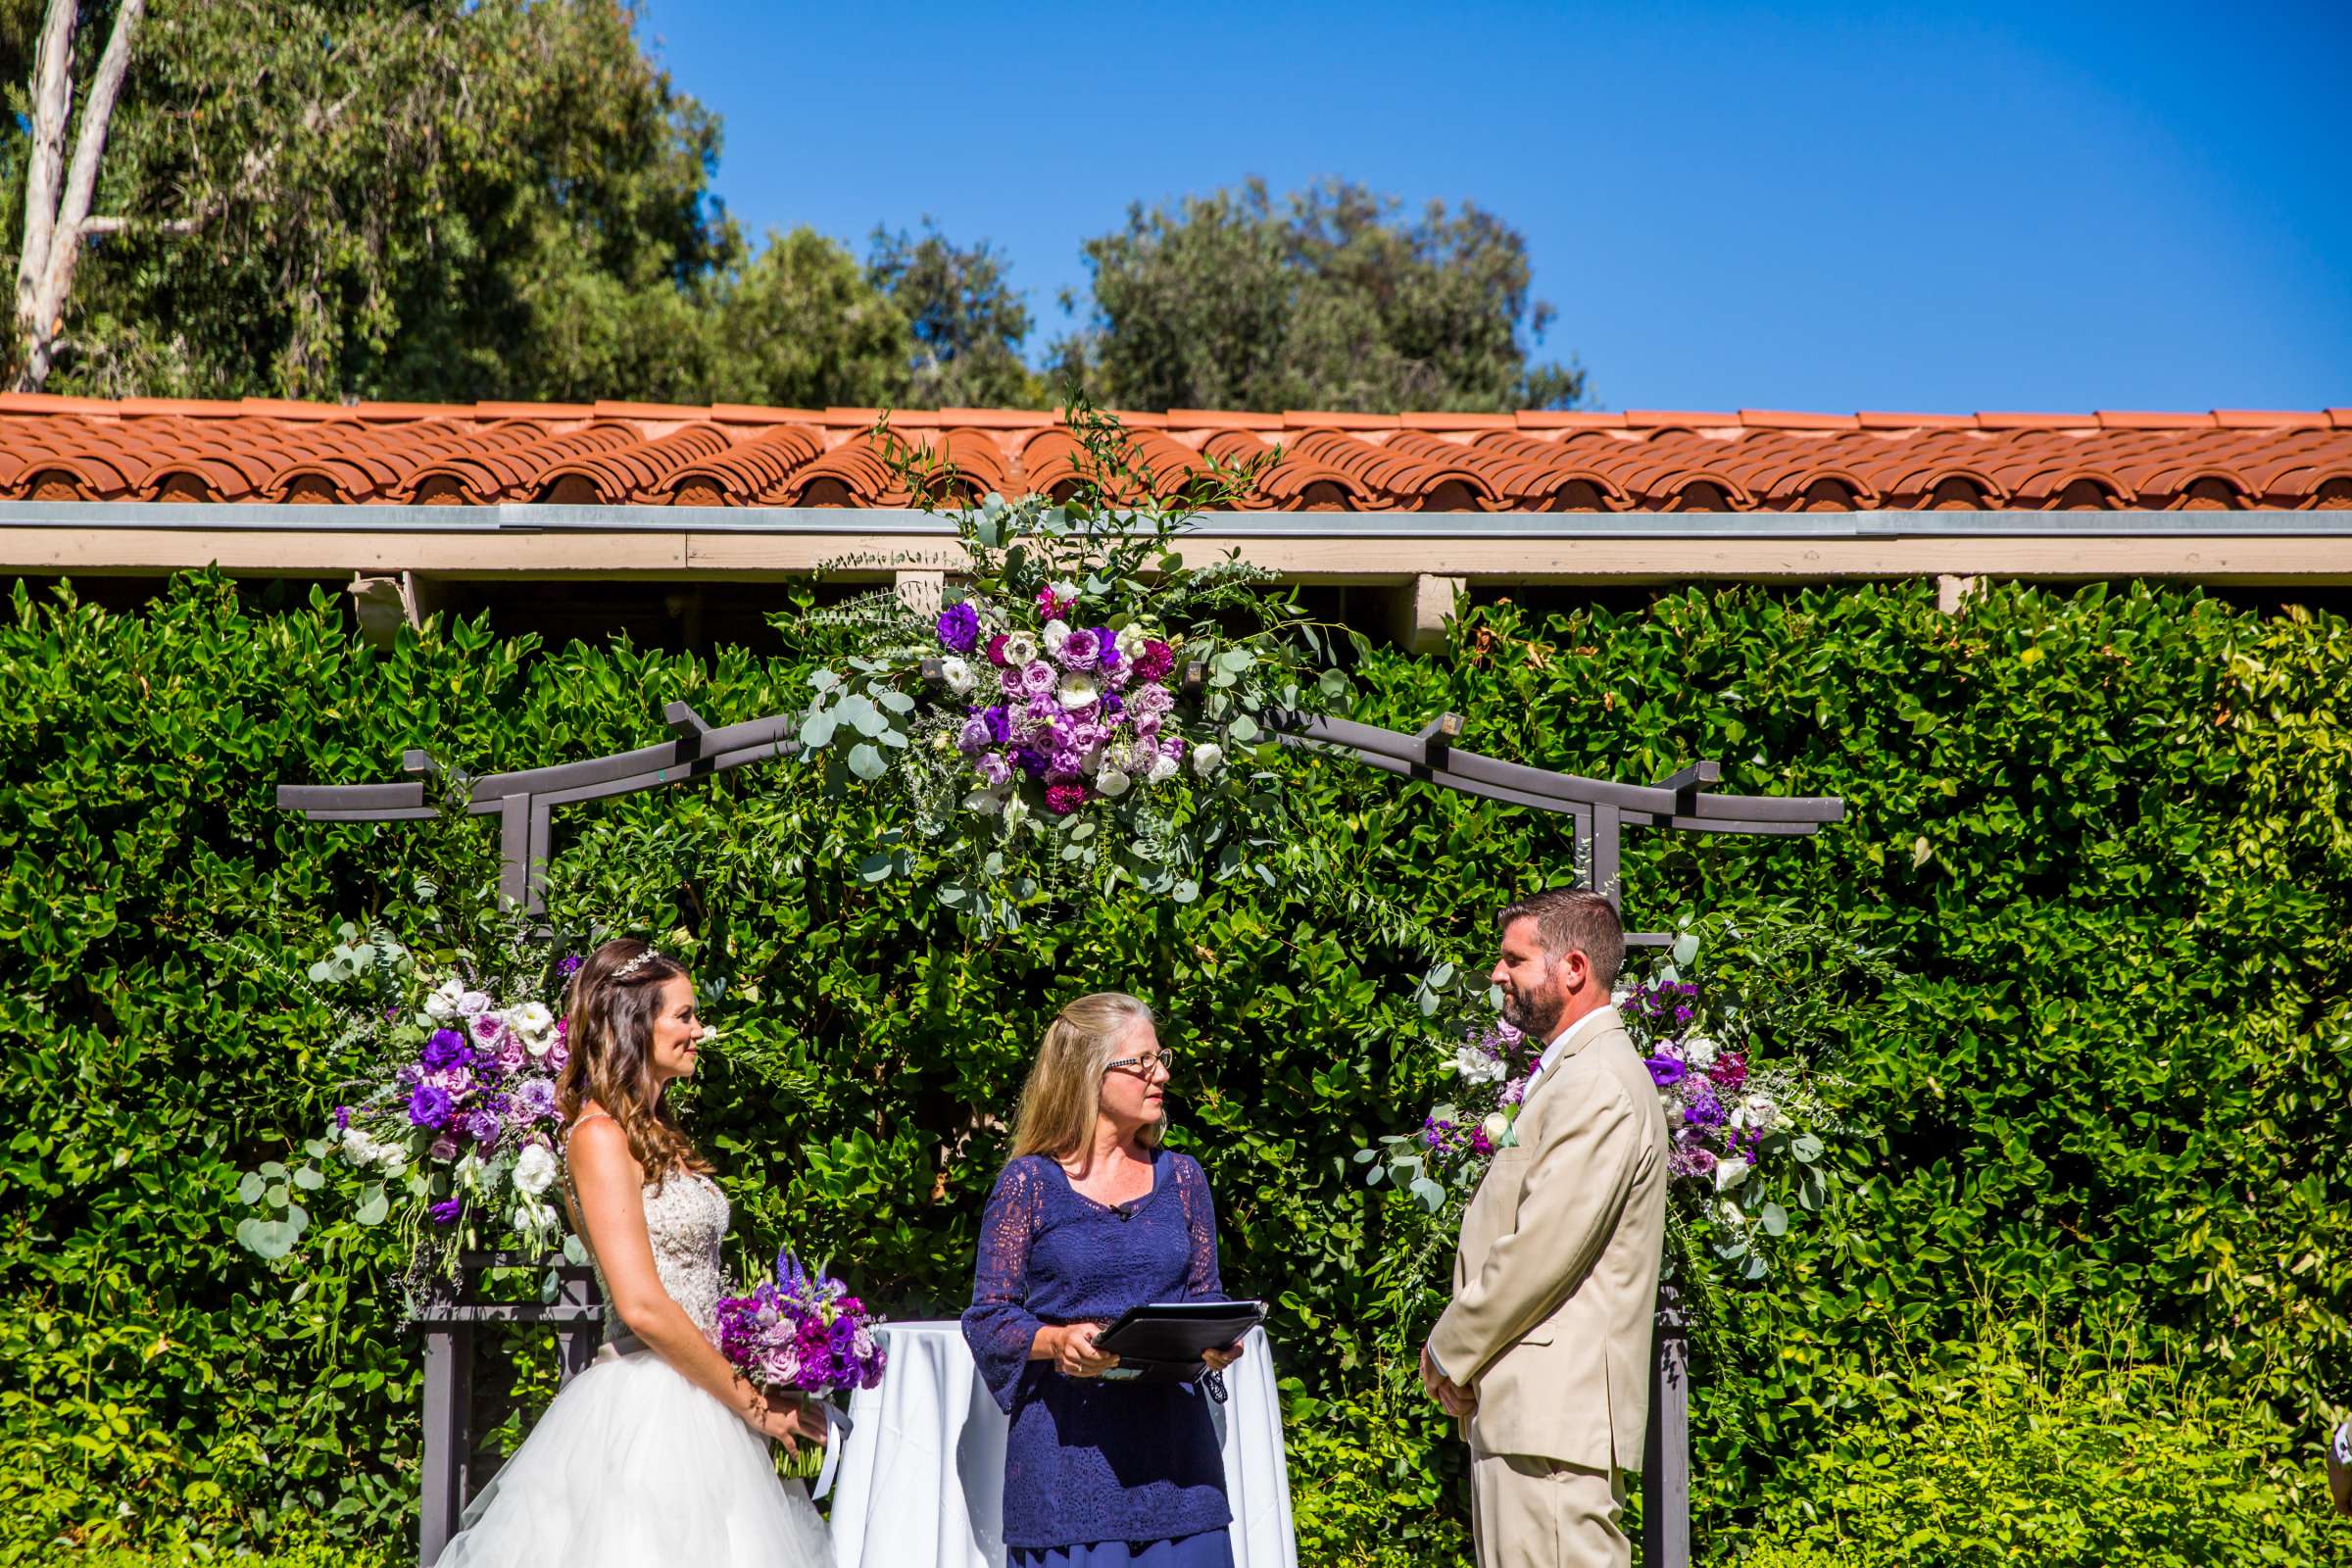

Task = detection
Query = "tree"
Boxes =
[8,0,145,392]
[866,220,1042,409]
[1053,177,1585,414]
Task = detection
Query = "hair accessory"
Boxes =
[613,948,662,981]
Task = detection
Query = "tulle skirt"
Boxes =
[433,1346,831,1568]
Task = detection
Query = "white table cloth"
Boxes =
[826,1320,1297,1568]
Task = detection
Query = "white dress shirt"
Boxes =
[1521,1004,1624,1105]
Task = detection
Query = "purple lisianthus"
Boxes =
[975,752,1013,786]
[1093,627,1121,668]
[557,954,584,979]
[546,1039,569,1075]
[427,1197,465,1226]
[408,1084,454,1129]
[936,601,980,654]
[1012,746,1050,779]
[1644,1055,1688,1089]
[957,714,993,755]
[495,1035,528,1075]
[468,1010,507,1048]
[1057,630,1101,672]
[1102,691,1125,715]
[514,1078,560,1121]
[1016,661,1056,698]
[1683,1087,1727,1127]
[429,1135,461,1161]
[981,705,1012,745]
[466,1107,503,1150]
[420,1029,468,1071]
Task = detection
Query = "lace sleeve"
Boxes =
[960,1159,1047,1412]
[1176,1155,1228,1302]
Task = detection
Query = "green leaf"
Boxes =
[798,711,838,749]
[1761,1201,1789,1237]
[355,1185,389,1226]
[847,743,887,781]
[237,1172,266,1204]
[292,1165,324,1192]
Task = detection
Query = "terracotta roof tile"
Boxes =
[0,401,2344,512]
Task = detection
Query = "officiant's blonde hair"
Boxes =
[1011,992,1165,1159]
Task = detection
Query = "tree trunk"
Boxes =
[12,0,147,394]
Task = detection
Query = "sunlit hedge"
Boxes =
[3,572,2347,1561]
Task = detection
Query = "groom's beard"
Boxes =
[1502,982,1567,1041]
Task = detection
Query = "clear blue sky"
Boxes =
[640,0,2347,414]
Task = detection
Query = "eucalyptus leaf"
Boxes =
[847,744,888,781]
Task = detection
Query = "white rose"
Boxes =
[963,786,1006,815]
[1683,1035,1718,1070]
[457,990,493,1017]
[1043,619,1071,654]
[941,656,975,696]
[1713,1157,1751,1194]
[1480,1111,1511,1144]
[1056,671,1098,710]
[1451,1044,1505,1085]
[374,1144,408,1175]
[1096,768,1132,798]
[1001,632,1039,667]
[1191,742,1224,777]
[1146,753,1180,785]
[512,1143,560,1198]
[422,979,466,1023]
[340,1127,376,1165]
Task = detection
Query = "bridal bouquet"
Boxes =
[716,1249,888,1480]
[786,404,1359,928]
[230,922,580,1285]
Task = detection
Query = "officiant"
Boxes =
[962,993,1247,1568]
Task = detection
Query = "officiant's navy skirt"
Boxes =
[1010,1529,1235,1568]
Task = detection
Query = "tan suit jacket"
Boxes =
[1426,1005,1669,1472]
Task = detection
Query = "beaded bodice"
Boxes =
[570,1156,730,1348]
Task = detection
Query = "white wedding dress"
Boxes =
[434,1156,832,1566]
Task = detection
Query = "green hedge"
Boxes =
[2,572,2347,1561]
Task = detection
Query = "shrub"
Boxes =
[1734,1312,2348,1566]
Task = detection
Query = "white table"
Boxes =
[825,1321,1297,1568]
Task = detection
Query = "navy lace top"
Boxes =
[961,1148,1232,1550]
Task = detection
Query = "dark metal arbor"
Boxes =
[277,699,1842,1568]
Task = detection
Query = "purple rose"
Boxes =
[420,1029,468,1071]
[428,1197,465,1226]
[466,1108,503,1150]
[957,714,993,755]
[936,602,980,654]
[1016,661,1056,697]
[428,1135,461,1162]
[408,1084,454,1130]
[495,1036,528,1075]
[1057,629,1101,672]
[546,1040,569,1074]
[1644,1055,1688,1089]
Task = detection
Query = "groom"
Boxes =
[1421,888,1669,1568]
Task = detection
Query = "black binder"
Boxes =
[1093,1300,1266,1385]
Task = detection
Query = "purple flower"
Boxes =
[420,1029,468,1071]
[1683,1087,1727,1128]
[981,705,1012,745]
[1013,746,1050,779]
[1133,640,1175,683]
[333,1105,352,1132]
[546,1040,569,1074]
[975,752,1012,786]
[1016,661,1056,698]
[557,955,584,979]
[468,1011,507,1048]
[1045,782,1088,815]
[495,1036,528,1075]
[514,1078,560,1121]
[427,1197,465,1226]
[408,1084,454,1129]
[1057,630,1101,673]
[1103,691,1125,715]
[1709,1054,1748,1092]
[428,1135,461,1161]
[936,602,980,654]
[957,714,993,755]
[985,632,1010,667]
[466,1107,503,1151]
[1644,1055,1688,1089]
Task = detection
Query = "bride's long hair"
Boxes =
[558,937,713,1190]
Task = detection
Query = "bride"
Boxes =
[435,938,831,1566]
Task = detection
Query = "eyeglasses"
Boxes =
[1104,1050,1177,1077]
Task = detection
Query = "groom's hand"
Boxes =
[1420,1345,1477,1418]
